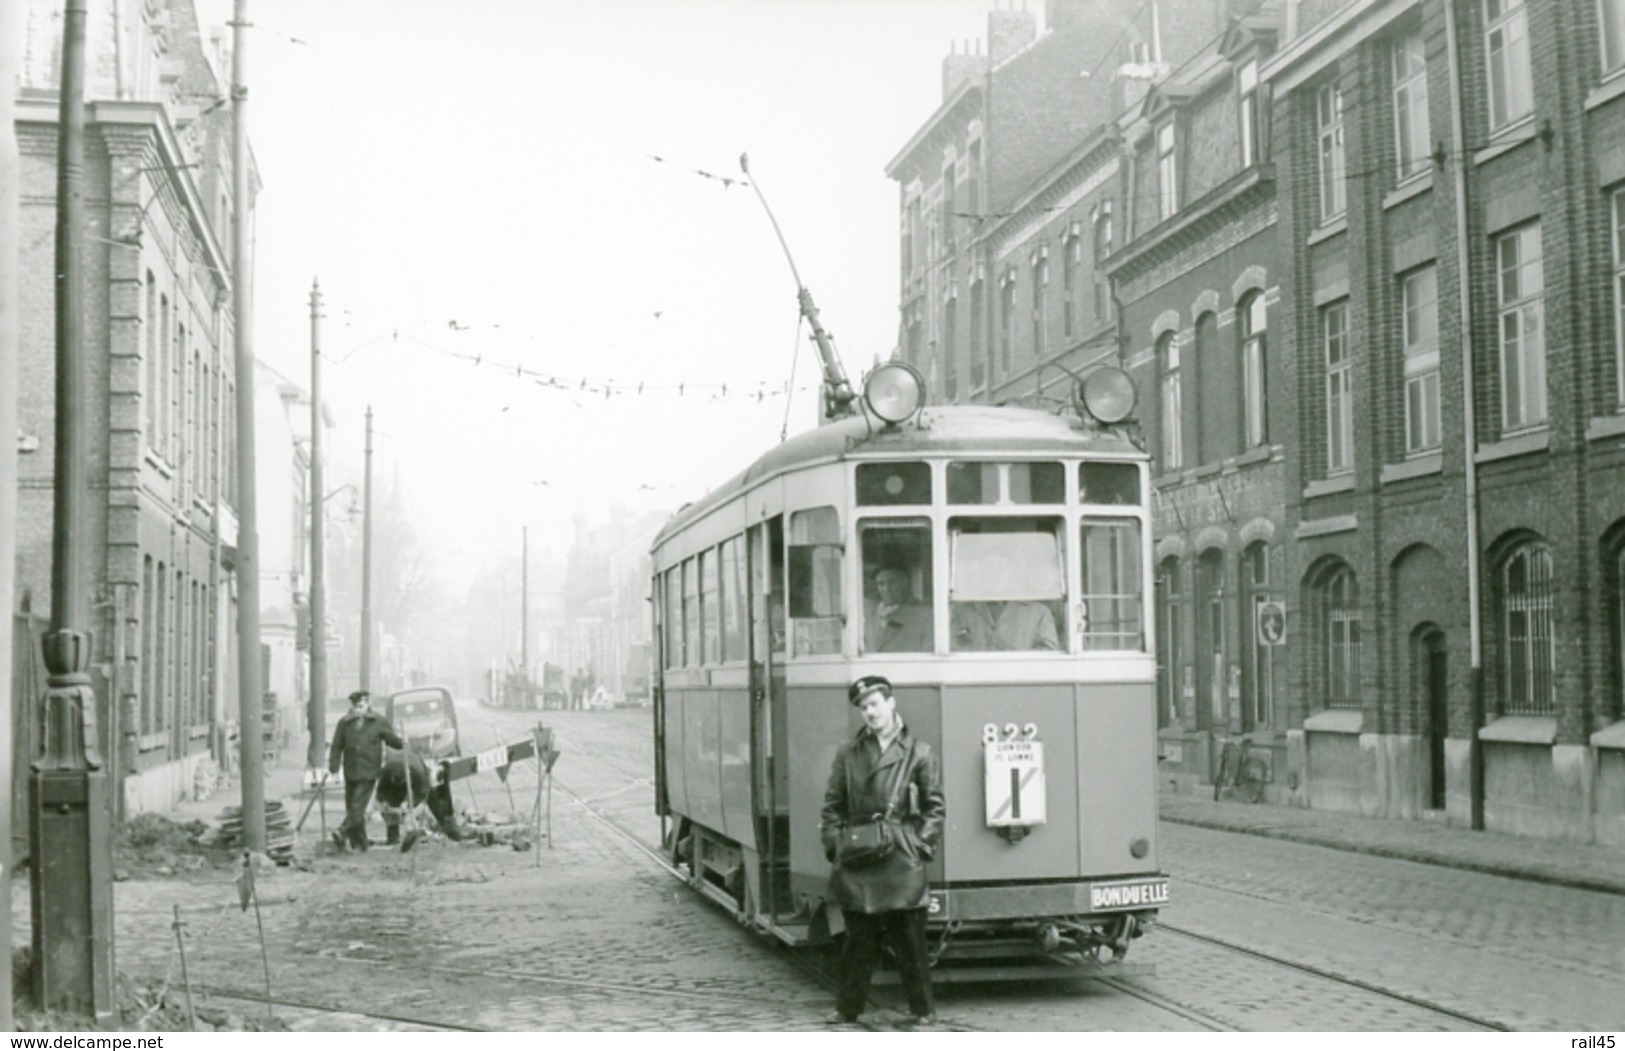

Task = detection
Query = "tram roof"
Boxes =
[654,404,1143,548]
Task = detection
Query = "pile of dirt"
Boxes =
[11,948,291,1032]
[113,812,233,879]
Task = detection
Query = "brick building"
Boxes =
[883,0,1178,405]
[893,0,1625,844]
[13,0,256,815]
[1268,0,1625,843]
[1110,9,1289,791]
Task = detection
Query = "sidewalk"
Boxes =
[1159,784,1625,897]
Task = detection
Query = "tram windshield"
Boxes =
[949,517,1065,651]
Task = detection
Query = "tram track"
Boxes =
[540,740,1009,1032]
[547,733,1511,1033]
[490,715,1489,1032]
[470,714,1219,1032]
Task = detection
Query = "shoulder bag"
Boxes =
[835,741,913,869]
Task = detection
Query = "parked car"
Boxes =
[384,685,461,760]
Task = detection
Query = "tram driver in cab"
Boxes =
[863,565,933,653]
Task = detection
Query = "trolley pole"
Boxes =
[231,0,266,851]
[360,406,374,693]
[29,0,115,1017]
[307,280,326,769]
[522,526,530,707]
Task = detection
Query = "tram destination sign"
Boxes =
[1089,877,1171,912]
[984,739,1046,827]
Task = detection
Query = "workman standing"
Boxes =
[327,690,403,851]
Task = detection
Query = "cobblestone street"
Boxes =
[19,705,1607,1031]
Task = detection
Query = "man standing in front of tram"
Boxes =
[820,675,946,1028]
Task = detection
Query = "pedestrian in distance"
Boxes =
[327,690,404,851]
[819,675,946,1028]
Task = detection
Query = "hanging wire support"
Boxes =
[739,153,855,421]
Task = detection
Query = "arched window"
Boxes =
[1239,291,1267,448]
[1318,563,1360,708]
[1501,542,1553,715]
[1062,232,1080,338]
[999,270,1017,375]
[1157,332,1182,472]
[1093,210,1113,322]
[1195,311,1220,462]
[1031,249,1049,362]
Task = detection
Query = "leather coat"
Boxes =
[328,710,404,781]
[820,723,946,914]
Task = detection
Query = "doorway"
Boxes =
[1416,627,1447,811]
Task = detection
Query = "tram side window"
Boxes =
[859,517,933,653]
[751,519,787,657]
[949,516,1065,652]
[1079,518,1145,651]
[701,550,720,665]
[720,535,746,661]
[683,557,701,667]
[787,506,842,656]
[663,566,684,668]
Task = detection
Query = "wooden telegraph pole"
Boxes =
[307,281,326,769]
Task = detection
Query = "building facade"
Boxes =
[894,0,1625,843]
[13,0,254,815]
[1111,11,1289,792]
[1268,0,1625,842]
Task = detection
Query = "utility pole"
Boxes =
[231,0,265,851]
[30,0,114,1017]
[360,406,373,693]
[0,0,24,1031]
[522,526,530,708]
[306,280,325,769]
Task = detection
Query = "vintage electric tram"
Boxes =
[649,352,1167,976]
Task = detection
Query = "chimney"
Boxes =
[988,4,1037,66]
[942,38,982,99]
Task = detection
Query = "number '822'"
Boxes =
[982,723,1039,744]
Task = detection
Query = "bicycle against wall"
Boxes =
[1213,736,1269,803]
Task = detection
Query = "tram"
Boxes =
[649,355,1168,978]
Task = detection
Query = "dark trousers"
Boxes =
[836,907,933,1019]
[341,777,376,847]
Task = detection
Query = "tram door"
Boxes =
[748,516,791,918]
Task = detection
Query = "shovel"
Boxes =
[294,773,330,833]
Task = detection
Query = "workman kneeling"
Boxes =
[377,750,465,847]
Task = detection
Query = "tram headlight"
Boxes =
[1074,366,1137,425]
[863,362,925,425]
